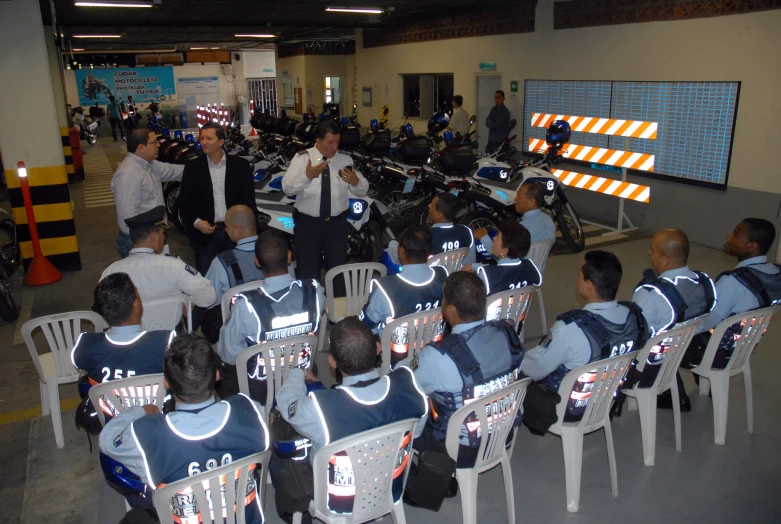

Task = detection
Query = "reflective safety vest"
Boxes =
[478,258,542,297]
[428,320,524,445]
[310,367,427,514]
[541,302,648,422]
[132,394,269,524]
[217,246,264,290]
[431,224,473,255]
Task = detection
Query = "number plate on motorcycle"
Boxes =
[403,178,415,194]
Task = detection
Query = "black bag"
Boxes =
[403,447,456,511]
[268,410,315,518]
[119,508,158,524]
[522,381,561,436]
[75,376,103,437]
[199,305,223,344]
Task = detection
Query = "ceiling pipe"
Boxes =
[62,47,179,54]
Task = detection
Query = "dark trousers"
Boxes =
[486,140,502,154]
[109,117,125,140]
[293,212,349,294]
[194,225,233,276]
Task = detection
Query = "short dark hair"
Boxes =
[127,126,154,153]
[316,120,341,140]
[495,90,505,98]
[255,229,289,273]
[109,96,115,102]
[452,95,463,107]
[521,181,545,208]
[164,333,218,403]
[581,250,622,300]
[330,317,377,375]
[443,271,487,322]
[742,218,776,254]
[201,122,226,140]
[129,224,161,245]
[498,220,531,259]
[399,225,432,263]
[434,193,461,222]
[92,273,136,326]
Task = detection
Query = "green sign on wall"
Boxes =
[510,81,518,93]
[479,62,496,71]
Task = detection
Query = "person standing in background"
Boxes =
[106,96,125,142]
[447,95,469,137]
[485,90,511,153]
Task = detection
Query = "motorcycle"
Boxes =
[79,117,101,146]
[0,208,20,321]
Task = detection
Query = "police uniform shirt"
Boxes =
[478,208,556,268]
[700,255,781,333]
[474,257,542,296]
[431,223,476,265]
[275,368,428,455]
[217,274,326,365]
[632,266,716,336]
[521,301,631,381]
[204,236,262,305]
[101,248,217,308]
[281,146,370,217]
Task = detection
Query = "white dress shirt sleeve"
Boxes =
[282,152,314,196]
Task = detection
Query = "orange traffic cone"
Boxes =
[17,162,62,286]
[249,126,257,136]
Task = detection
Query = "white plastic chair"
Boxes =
[22,311,107,448]
[141,293,192,332]
[292,418,418,524]
[220,279,264,325]
[153,449,271,524]
[427,246,470,273]
[236,334,317,421]
[623,318,702,466]
[527,239,554,335]
[87,373,167,427]
[486,285,536,336]
[691,305,780,445]
[379,307,444,375]
[547,352,636,512]
[444,377,532,524]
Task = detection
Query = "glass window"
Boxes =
[402,74,454,118]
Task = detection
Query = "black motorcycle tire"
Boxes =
[554,200,585,252]
[163,183,185,233]
[466,209,500,235]
[87,134,97,146]
[0,267,18,322]
[377,183,417,229]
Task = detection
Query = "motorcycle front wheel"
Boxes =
[87,135,97,146]
[0,268,18,322]
[554,200,585,252]
[466,210,500,235]
[377,183,417,229]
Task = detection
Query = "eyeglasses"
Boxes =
[144,141,159,146]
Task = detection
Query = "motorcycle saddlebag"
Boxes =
[362,130,391,155]
[339,126,361,150]
[397,136,431,165]
[436,145,476,176]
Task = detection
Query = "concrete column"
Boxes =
[0,0,81,271]
[45,25,68,128]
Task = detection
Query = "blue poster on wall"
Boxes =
[74,66,176,106]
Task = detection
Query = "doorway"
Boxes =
[324,76,346,112]
[475,75,502,153]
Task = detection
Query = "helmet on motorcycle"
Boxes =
[302,113,310,123]
[443,130,454,145]
[402,123,414,137]
[546,120,571,146]
[162,126,170,136]
[195,142,202,153]
[184,133,195,144]
[174,129,183,140]
[99,453,146,497]
[427,110,451,134]
[319,113,327,121]
[280,109,287,118]
[370,119,379,132]
[341,116,349,126]
[380,250,402,276]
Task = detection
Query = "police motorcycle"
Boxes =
[72,107,101,146]
[0,207,19,321]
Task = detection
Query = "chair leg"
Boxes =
[40,381,50,417]
[291,512,303,524]
[670,377,682,453]
[536,288,547,336]
[635,390,658,466]
[500,456,515,524]
[48,381,65,449]
[710,373,730,445]
[626,396,638,412]
[743,364,753,434]
[604,422,618,498]
[560,427,584,513]
[391,500,407,524]
[456,469,479,524]
[698,374,711,397]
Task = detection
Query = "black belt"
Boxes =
[293,209,349,222]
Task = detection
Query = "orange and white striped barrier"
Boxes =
[529,139,655,172]
[551,169,650,203]
[531,113,658,140]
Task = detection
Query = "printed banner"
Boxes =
[75,67,176,106]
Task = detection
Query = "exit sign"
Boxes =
[510,81,518,93]
[479,62,496,71]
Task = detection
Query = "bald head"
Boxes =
[224,205,257,243]
[649,229,689,273]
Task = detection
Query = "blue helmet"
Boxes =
[341,116,349,125]
[427,111,451,134]
[302,113,310,123]
[195,142,203,152]
[100,453,146,497]
[443,130,454,145]
[174,129,183,140]
[319,114,327,121]
[185,133,195,144]
[162,126,170,136]
[380,250,402,275]
[280,109,287,117]
[370,119,379,132]
[546,120,571,146]
[402,123,414,137]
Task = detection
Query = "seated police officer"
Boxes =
[274,317,428,520]
[402,271,524,468]
[98,333,268,522]
[522,250,648,423]
[631,229,716,410]
[678,218,781,402]
[361,225,448,368]
[218,229,325,398]
[199,204,264,342]
[101,206,217,324]
[72,273,173,428]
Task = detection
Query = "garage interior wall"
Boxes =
[276,54,348,115]
[352,8,781,250]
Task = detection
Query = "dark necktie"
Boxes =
[320,156,331,218]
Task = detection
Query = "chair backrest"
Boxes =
[153,449,271,524]
[310,418,418,523]
[702,305,781,374]
[550,352,636,433]
[324,262,387,323]
[88,373,167,427]
[142,293,192,332]
[379,307,444,375]
[631,317,702,392]
[527,239,555,270]
[444,377,531,472]
[221,279,264,325]
[427,247,470,273]
[235,334,318,420]
[486,285,536,331]
[22,311,107,380]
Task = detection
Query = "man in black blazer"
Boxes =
[178,123,257,274]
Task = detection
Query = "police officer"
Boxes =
[98,334,268,521]
[360,225,448,368]
[632,229,716,409]
[218,229,326,398]
[274,317,427,519]
[522,250,648,422]
[282,120,369,288]
[401,272,525,468]
[100,206,217,325]
[428,193,476,261]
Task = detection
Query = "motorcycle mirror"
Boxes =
[509,119,517,131]
[469,115,477,125]
[353,103,357,110]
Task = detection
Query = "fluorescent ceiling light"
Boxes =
[75,2,152,7]
[210,47,220,49]
[73,34,123,38]
[190,47,208,50]
[235,34,276,38]
[326,6,383,14]
[73,48,85,51]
